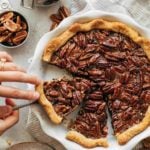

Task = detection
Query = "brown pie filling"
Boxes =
[49,29,150,135]
[69,89,107,139]
[43,77,96,117]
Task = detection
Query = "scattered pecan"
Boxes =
[0,26,7,32]
[49,6,70,31]
[50,22,58,30]
[21,21,27,30]
[50,14,62,24]
[59,6,70,19]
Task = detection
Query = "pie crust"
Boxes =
[36,83,63,124]
[41,19,150,146]
[66,130,108,148]
[43,19,150,62]
[116,106,150,145]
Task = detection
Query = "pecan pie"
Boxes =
[36,77,95,124]
[39,19,150,147]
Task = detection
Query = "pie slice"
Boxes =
[36,77,96,124]
[106,69,150,145]
[42,19,150,145]
[66,89,108,148]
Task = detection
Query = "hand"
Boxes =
[0,51,41,100]
[0,99,19,136]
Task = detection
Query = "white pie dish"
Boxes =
[28,10,150,150]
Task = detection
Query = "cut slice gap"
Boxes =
[62,101,82,129]
[66,88,108,148]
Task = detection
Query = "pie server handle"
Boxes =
[13,100,38,111]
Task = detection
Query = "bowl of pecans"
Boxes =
[0,11,29,48]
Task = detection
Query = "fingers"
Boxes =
[0,51,13,62]
[0,99,19,135]
[0,71,41,85]
[2,62,26,72]
[0,85,40,100]
[5,98,15,106]
[4,99,19,128]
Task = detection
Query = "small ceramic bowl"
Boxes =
[0,10,29,48]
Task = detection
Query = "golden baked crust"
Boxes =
[43,18,150,62]
[116,106,150,145]
[36,83,63,124]
[66,130,108,148]
[42,18,150,146]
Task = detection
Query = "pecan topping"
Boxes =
[43,78,95,117]
[50,28,150,135]
[70,88,107,138]
[49,6,70,31]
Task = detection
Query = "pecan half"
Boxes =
[0,26,7,32]
[58,6,70,19]
[0,33,12,42]
[0,12,14,23]
[16,16,21,25]
[12,30,28,45]
[4,20,21,32]
[50,22,58,31]
[49,6,70,31]
[50,14,62,24]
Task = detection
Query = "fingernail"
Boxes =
[37,78,43,84]
[33,92,40,99]
[34,76,42,84]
